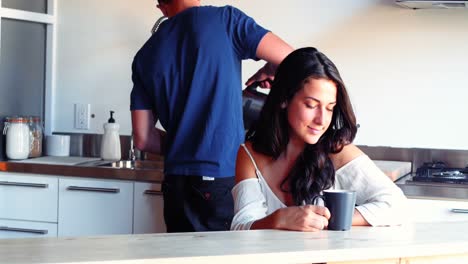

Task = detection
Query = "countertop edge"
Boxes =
[0,161,164,183]
[1,222,468,263]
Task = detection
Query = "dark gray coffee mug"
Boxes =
[312,190,356,231]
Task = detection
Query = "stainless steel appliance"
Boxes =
[413,162,468,184]
[396,161,468,200]
[396,0,468,9]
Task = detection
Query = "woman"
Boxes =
[231,47,407,231]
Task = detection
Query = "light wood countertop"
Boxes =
[1,221,468,264]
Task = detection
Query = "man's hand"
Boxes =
[245,62,276,88]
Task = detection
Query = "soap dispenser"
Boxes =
[100,111,121,161]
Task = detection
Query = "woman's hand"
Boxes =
[272,205,331,232]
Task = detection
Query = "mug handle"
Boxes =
[311,195,325,206]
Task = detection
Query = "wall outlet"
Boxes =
[74,103,90,130]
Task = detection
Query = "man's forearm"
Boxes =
[142,127,165,154]
[132,110,166,155]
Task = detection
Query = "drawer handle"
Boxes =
[451,208,468,214]
[0,181,48,188]
[144,190,163,196]
[66,186,120,193]
[0,226,48,235]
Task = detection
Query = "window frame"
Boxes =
[0,0,57,135]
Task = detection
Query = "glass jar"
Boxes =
[3,116,31,160]
[28,116,43,158]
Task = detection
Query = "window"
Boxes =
[0,0,56,135]
[1,18,46,117]
[2,0,47,14]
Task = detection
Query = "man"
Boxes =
[130,0,292,232]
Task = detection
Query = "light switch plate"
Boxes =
[74,103,90,130]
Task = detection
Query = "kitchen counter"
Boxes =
[0,157,408,185]
[0,158,164,182]
[1,221,468,264]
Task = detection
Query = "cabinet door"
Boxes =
[0,219,57,239]
[58,177,133,237]
[133,182,166,234]
[0,173,58,222]
[408,198,468,223]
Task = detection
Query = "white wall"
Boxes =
[54,0,468,150]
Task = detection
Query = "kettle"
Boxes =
[242,82,267,130]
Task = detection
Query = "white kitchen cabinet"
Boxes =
[408,198,468,223]
[133,182,166,234]
[0,172,58,222]
[58,177,133,237]
[0,172,58,239]
[0,219,57,239]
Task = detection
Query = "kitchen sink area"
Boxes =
[0,132,165,182]
[77,159,164,170]
[0,155,165,183]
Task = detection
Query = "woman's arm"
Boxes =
[232,144,330,231]
[250,205,331,232]
[231,144,267,230]
[330,145,370,226]
[231,176,331,231]
[330,144,408,226]
[352,209,370,226]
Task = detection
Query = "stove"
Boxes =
[412,162,468,184]
[396,162,468,200]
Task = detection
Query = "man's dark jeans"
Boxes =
[162,175,235,232]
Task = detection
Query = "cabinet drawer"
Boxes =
[133,182,166,234]
[0,173,58,222]
[0,219,57,239]
[58,177,133,237]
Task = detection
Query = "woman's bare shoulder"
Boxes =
[329,144,365,170]
[235,142,261,183]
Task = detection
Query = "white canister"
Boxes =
[3,116,31,160]
[46,135,70,157]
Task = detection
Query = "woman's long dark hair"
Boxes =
[246,47,357,205]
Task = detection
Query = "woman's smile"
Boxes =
[307,126,323,135]
[287,78,337,144]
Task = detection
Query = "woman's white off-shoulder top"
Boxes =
[231,144,408,230]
